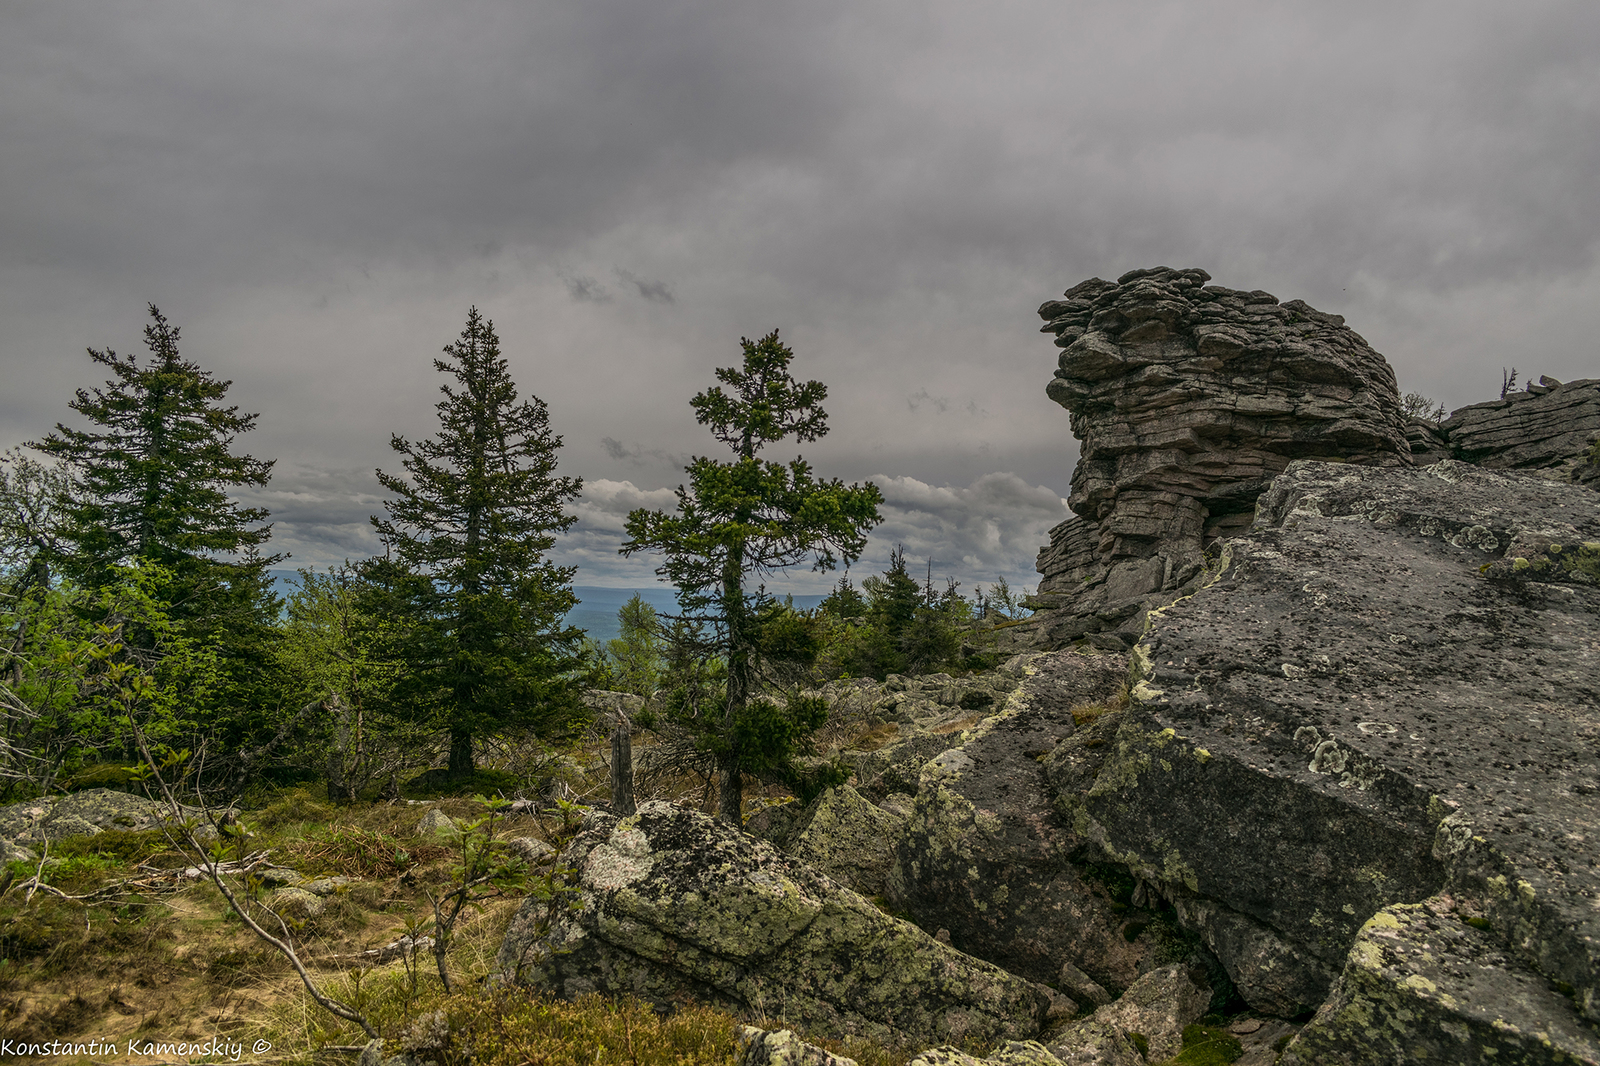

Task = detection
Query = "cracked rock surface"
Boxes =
[497,801,1048,1050]
[1082,459,1599,1040]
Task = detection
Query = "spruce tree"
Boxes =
[622,330,882,822]
[31,304,278,623]
[373,308,583,775]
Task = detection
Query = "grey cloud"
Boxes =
[4,1,1598,590]
[615,269,675,304]
[234,465,387,568]
[561,271,611,303]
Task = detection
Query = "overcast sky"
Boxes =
[3,1,1596,594]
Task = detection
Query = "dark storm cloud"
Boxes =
[2,0,1597,579]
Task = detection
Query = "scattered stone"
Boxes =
[1056,962,1112,1009]
[0,839,37,864]
[1037,965,1210,1065]
[737,1026,857,1066]
[910,1041,1066,1066]
[415,809,458,837]
[1024,267,1410,650]
[505,836,555,866]
[267,886,326,920]
[497,801,1048,1049]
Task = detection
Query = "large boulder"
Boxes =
[887,649,1166,993]
[787,785,906,899]
[1078,459,1600,1041]
[496,801,1049,1049]
[1284,897,1600,1066]
[0,788,212,843]
[1024,266,1410,650]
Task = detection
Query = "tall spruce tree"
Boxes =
[31,304,278,622]
[373,308,583,775]
[622,330,882,822]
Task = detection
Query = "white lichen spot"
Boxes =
[1310,740,1347,775]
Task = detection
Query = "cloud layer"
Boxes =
[3,1,1596,588]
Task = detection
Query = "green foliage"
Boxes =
[818,550,994,680]
[30,304,279,628]
[373,308,586,774]
[274,563,414,800]
[604,593,664,701]
[0,565,223,793]
[622,330,882,821]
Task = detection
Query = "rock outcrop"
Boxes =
[1074,459,1599,1057]
[497,801,1049,1050]
[884,650,1156,992]
[1025,267,1411,649]
[1435,376,1600,485]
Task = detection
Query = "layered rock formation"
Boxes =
[1026,267,1411,649]
[1435,376,1600,486]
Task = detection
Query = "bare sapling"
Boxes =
[127,715,378,1039]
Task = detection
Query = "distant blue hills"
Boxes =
[266,571,825,645]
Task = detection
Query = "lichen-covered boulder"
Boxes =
[497,801,1048,1049]
[1087,459,1600,1032]
[787,786,906,899]
[415,809,457,837]
[0,788,211,843]
[1283,899,1600,1066]
[268,886,326,920]
[1044,965,1211,1064]
[737,1026,857,1066]
[889,650,1155,992]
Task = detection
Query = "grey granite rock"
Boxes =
[1023,267,1410,651]
[496,801,1048,1049]
[1082,459,1599,1033]
[1284,896,1600,1066]
[888,650,1154,992]
[787,785,906,899]
[1043,964,1212,1065]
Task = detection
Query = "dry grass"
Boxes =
[0,703,941,1064]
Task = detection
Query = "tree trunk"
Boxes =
[448,727,475,776]
[610,712,636,816]
[326,695,349,802]
[716,752,743,825]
